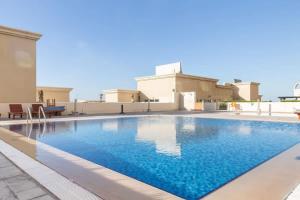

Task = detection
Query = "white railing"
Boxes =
[38,106,47,123]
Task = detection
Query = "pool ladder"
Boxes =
[26,105,47,124]
[26,106,47,139]
[26,106,33,124]
[38,106,47,123]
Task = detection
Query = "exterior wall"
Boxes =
[104,90,139,103]
[137,76,175,102]
[36,87,72,102]
[232,83,260,101]
[0,102,178,118]
[105,93,118,103]
[137,75,234,103]
[175,76,232,101]
[250,84,260,100]
[179,92,196,110]
[56,102,178,115]
[118,92,139,102]
[155,62,181,75]
[0,26,41,103]
[215,87,233,101]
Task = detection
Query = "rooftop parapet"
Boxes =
[0,25,42,41]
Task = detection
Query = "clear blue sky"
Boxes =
[1,0,300,100]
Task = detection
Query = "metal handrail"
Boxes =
[26,106,33,124]
[26,123,33,139]
[38,106,47,123]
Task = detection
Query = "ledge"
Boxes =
[0,25,42,41]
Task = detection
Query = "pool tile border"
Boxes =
[287,184,300,200]
[0,138,101,200]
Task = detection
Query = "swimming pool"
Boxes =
[4,116,300,199]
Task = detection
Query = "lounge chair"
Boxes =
[32,104,50,118]
[8,104,26,119]
[32,104,65,118]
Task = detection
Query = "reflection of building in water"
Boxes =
[136,117,181,156]
[176,118,221,142]
[100,118,138,133]
[178,117,196,133]
[237,124,252,135]
[102,119,119,132]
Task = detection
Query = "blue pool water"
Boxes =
[4,116,300,199]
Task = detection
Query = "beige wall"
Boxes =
[176,76,232,101]
[0,102,178,118]
[136,74,234,103]
[0,26,41,103]
[250,84,260,101]
[55,102,178,115]
[232,83,260,101]
[118,92,139,102]
[214,86,233,101]
[137,76,175,102]
[104,90,139,103]
[36,87,72,102]
[105,93,118,103]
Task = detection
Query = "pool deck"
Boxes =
[0,111,300,200]
[0,152,58,200]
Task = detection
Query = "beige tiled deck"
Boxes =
[0,152,58,200]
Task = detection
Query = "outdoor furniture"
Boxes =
[44,106,65,116]
[32,104,65,118]
[31,104,50,117]
[8,104,26,119]
[278,96,300,101]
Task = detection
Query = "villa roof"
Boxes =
[0,25,42,41]
[103,89,139,93]
[135,73,219,82]
[216,84,233,89]
[37,86,73,92]
[232,82,260,85]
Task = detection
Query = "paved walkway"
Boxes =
[0,153,57,200]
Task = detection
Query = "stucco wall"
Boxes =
[105,93,118,103]
[250,84,259,101]
[176,76,232,101]
[214,87,233,101]
[36,88,71,102]
[105,91,139,102]
[0,30,38,103]
[0,102,178,118]
[137,75,234,102]
[232,83,260,101]
[56,102,178,115]
[137,77,175,102]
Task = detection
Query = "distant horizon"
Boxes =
[1,0,300,101]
